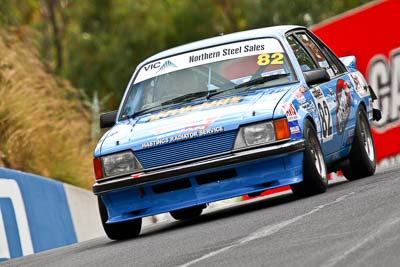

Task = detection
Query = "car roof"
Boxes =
[137,25,305,68]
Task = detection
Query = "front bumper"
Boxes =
[93,139,305,195]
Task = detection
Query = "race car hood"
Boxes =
[96,85,294,156]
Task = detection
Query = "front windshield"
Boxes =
[121,38,296,119]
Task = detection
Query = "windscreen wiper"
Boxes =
[127,105,165,118]
[160,91,209,106]
[235,73,289,89]
[207,73,289,98]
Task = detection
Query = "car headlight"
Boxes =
[102,151,142,177]
[234,118,290,149]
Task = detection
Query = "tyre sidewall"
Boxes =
[303,120,328,192]
[291,120,328,197]
[98,196,142,240]
[344,107,376,180]
[170,205,204,221]
[357,108,376,168]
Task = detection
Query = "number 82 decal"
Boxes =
[311,87,333,142]
[257,53,284,66]
[318,100,333,141]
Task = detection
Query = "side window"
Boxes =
[297,33,343,76]
[314,38,347,74]
[287,35,317,72]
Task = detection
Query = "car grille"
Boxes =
[135,130,237,169]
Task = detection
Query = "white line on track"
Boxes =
[178,192,355,267]
[322,215,400,267]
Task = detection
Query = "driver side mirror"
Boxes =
[100,111,117,129]
[303,68,330,86]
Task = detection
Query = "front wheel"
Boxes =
[342,107,376,180]
[98,197,142,240]
[291,120,328,197]
[170,205,205,221]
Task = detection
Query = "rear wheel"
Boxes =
[170,205,205,221]
[342,107,376,180]
[291,120,328,197]
[98,197,142,240]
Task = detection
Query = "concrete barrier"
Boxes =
[0,168,104,262]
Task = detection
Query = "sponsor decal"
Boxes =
[190,45,268,64]
[351,72,370,98]
[153,116,218,135]
[143,61,161,71]
[310,87,333,142]
[281,103,300,122]
[328,88,334,95]
[290,125,300,134]
[141,126,224,149]
[148,96,243,122]
[336,79,351,134]
[294,90,306,104]
[300,100,316,114]
[311,87,324,99]
[299,86,308,93]
[156,60,177,73]
[135,38,284,83]
[288,120,302,138]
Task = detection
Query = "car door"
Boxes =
[287,31,353,159]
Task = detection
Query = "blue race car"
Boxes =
[93,25,381,239]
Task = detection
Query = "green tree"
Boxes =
[0,0,374,110]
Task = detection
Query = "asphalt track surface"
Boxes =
[4,167,400,267]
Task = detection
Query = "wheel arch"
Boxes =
[355,100,368,126]
[303,115,318,134]
[358,101,367,113]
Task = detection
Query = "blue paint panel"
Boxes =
[0,198,22,258]
[0,168,77,258]
[103,152,304,223]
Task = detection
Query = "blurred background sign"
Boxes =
[313,0,400,167]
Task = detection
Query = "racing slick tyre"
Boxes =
[342,107,376,180]
[170,205,205,221]
[98,197,142,240]
[290,120,328,197]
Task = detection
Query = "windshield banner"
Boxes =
[135,38,284,84]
